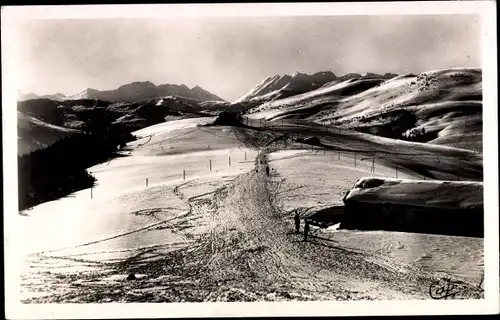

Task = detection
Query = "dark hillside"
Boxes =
[18,121,136,211]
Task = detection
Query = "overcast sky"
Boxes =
[15,15,480,101]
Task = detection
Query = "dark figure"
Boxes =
[266,166,270,176]
[304,220,310,242]
[127,273,136,281]
[294,211,300,233]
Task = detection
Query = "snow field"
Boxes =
[268,149,483,286]
[20,117,258,262]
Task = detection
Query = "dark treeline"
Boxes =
[18,109,137,211]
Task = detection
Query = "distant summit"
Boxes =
[17,92,40,101]
[336,72,399,82]
[19,81,225,103]
[234,71,338,103]
[69,88,101,100]
[18,91,67,102]
[383,72,399,79]
[66,81,224,102]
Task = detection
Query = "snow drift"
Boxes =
[340,177,483,237]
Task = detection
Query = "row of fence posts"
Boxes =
[89,119,463,199]
[90,152,248,199]
[285,124,442,181]
[260,118,466,181]
[89,158,458,199]
[87,151,408,199]
[138,154,243,192]
[242,117,363,143]
[88,152,460,199]
[300,145,413,178]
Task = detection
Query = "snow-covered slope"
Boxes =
[245,77,385,119]
[234,71,338,103]
[246,68,482,152]
[68,88,101,100]
[17,111,81,154]
[19,117,258,255]
[18,117,485,302]
[16,95,221,154]
[234,74,293,103]
[235,71,400,104]
[268,149,483,288]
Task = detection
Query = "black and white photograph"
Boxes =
[2,2,498,318]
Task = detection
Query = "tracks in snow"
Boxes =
[21,126,484,303]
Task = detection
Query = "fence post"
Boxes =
[229,156,231,167]
[183,169,185,181]
[478,271,484,290]
[146,178,148,187]
[210,160,212,171]
[91,187,93,199]
[371,158,375,174]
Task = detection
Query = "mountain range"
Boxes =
[18,81,224,103]
[17,68,482,155]
[18,92,68,101]
[233,71,398,103]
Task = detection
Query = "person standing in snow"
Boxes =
[294,211,300,233]
[304,220,310,242]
